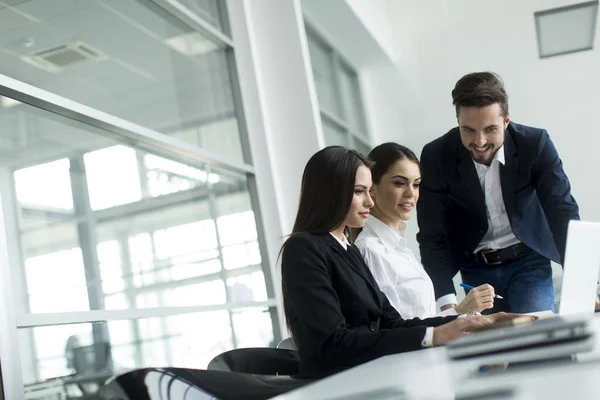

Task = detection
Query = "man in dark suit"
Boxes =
[417,72,580,314]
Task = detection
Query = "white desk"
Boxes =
[274,314,600,399]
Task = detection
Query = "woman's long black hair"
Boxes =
[289,146,372,237]
[280,146,371,338]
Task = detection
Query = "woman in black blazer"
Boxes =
[281,146,522,379]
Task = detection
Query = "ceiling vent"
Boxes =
[21,41,107,73]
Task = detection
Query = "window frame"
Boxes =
[305,24,372,153]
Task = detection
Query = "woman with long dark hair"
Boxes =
[281,146,522,379]
[355,143,494,319]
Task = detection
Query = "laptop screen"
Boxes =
[558,220,600,315]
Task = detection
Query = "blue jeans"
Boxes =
[460,249,555,314]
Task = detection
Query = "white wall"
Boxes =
[301,0,406,148]
[387,0,600,225]
[229,0,325,337]
[303,0,599,296]
[382,0,600,289]
[344,0,397,62]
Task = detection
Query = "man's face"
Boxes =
[458,103,510,166]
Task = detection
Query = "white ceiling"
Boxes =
[0,0,236,168]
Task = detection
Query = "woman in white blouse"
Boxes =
[355,142,495,319]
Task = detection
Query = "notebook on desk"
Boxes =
[447,220,600,361]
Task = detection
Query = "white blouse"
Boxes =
[355,215,457,319]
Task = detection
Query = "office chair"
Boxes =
[207,347,300,376]
[65,342,113,399]
[72,342,113,375]
[98,367,312,400]
[277,337,297,350]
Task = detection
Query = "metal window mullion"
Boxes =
[15,299,279,329]
[225,48,254,167]
[0,75,254,177]
[149,0,234,48]
[0,167,39,385]
[136,151,151,199]
[222,38,282,344]
[149,234,174,366]
[246,173,282,346]
[106,264,263,299]
[117,236,144,368]
[0,193,25,398]
[69,156,111,351]
[330,52,347,139]
[205,166,238,348]
[320,109,348,131]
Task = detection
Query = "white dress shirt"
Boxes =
[355,215,458,321]
[436,145,521,309]
[332,230,435,347]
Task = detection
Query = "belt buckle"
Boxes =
[481,250,502,266]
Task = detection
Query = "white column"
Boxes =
[228,0,324,338]
[0,185,25,397]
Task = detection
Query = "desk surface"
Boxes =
[274,314,600,400]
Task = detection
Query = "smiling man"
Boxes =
[417,72,580,314]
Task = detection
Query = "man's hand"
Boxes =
[595,298,600,312]
[454,284,495,314]
[432,318,490,346]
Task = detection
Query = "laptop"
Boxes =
[447,220,600,362]
[558,220,600,315]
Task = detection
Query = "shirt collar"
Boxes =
[365,214,406,250]
[495,145,505,165]
[329,232,350,250]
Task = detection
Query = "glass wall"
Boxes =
[0,0,278,397]
[305,27,372,153]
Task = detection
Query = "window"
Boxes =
[306,27,372,153]
[0,0,243,163]
[0,1,279,396]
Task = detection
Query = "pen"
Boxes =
[460,283,504,299]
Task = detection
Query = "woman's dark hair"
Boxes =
[368,142,420,184]
[451,71,509,117]
[281,146,371,336]
[290,146,372,237]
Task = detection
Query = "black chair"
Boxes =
[277,338,297,350]
[97,367,312,400]
[207,347,300,376]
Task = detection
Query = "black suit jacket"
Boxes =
[282,232,455,379]
[417,122,580,298]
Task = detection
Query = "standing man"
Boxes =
[417,72,579,314]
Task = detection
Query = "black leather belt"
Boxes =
[472,242,529,266]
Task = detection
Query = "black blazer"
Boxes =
[281,233,455,379]
[417,122,580,298]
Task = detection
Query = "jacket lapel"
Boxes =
[325,235,381,301]
[456,144,487,221]
[500,128,518,222]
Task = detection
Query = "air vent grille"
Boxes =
[21,41,107,72]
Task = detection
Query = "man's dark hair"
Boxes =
[452,72,509,117]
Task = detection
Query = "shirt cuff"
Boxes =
[421,327,434,347]
[436,294,458,312]
[438,307,459,317]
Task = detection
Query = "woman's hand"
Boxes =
[432,317,490,346]
[432,312,537,346]
[454,284,495,314]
